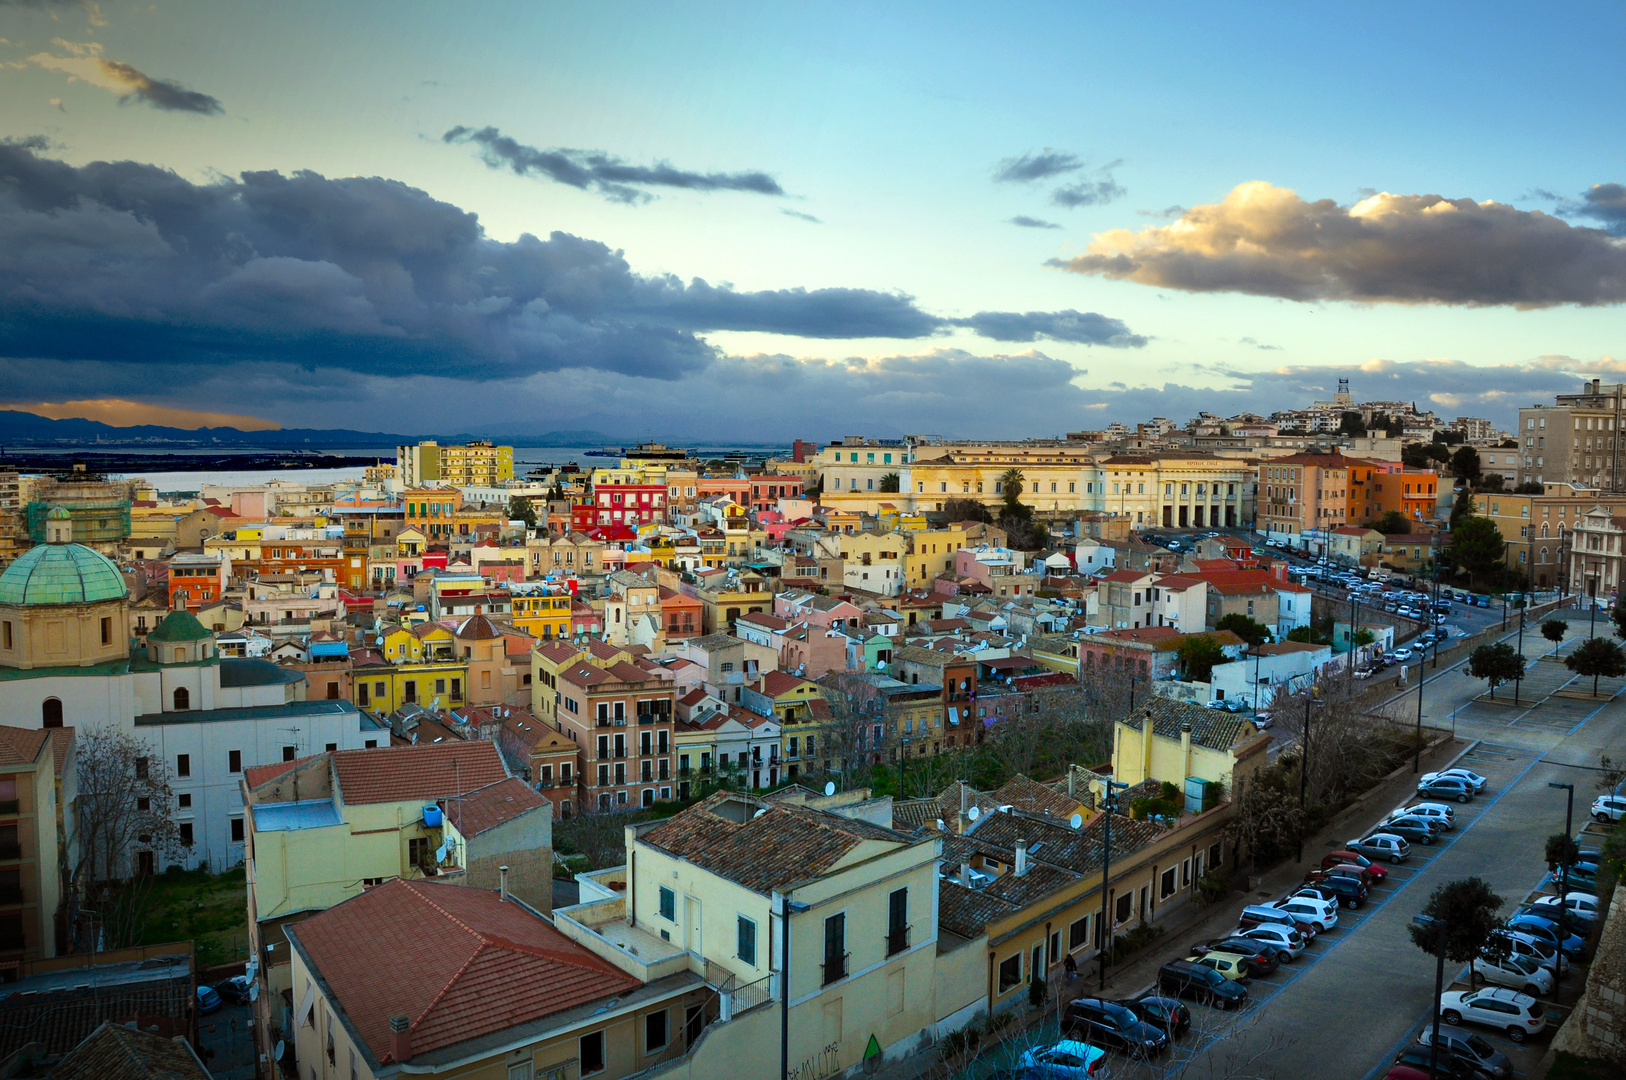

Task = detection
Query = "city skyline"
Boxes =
[2,2,1625,438]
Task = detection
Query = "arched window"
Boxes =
[173,687,190,711]
[42,699,63,728]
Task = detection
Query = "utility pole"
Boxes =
[1548,782,1573,985]
[1428,914,1447,1080]
[1097,777,1127,993]
[1296,695,1313,863]
[1513,606,1526,706]
[1413,652,1426,774]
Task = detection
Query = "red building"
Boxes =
[572,483,665,530]
[749,475,805,513]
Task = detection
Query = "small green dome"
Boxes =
[147,608,210,642]
[0,543,128,606]
[46,506,72,520]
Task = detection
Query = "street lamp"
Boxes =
[1295,695,1322,863]
[1413,649,1427,773]
[1098,775,1129,992]
[1547,782,1573,985]
[778,893,811,1080]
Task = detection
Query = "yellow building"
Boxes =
[377,621,455,664]
[511,590,573,641]
[396,439,514,486]
[352,655,470,712]
[902,525,969,588]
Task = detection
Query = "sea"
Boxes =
[81,444,790,494]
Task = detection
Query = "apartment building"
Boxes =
[556,658,677,810]
[1258,452,1358,541]
[0,727,68,964]
[396,440,514,487]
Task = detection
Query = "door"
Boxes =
[684,895,702,957]
[685,1004,704,1048]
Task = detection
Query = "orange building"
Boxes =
[403,487,463,541]
[166,552,227,612]
[555,659,676,811]
[658,585,703,640]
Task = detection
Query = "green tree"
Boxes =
[1541,619,1566,646]
[1402,443,1431,470]
[1407,877,1506,987]
[1612,603,1626,640]
[1467,642,1525,701]
[507,495,537,528]
[1176,634,1227,683]
[1339,411,1367,437]
[1565,636,1626,696]
[1449,490,1477,529]
[998,468,1029,519]
[1448,516,1504,585]
[878,472,900,493]
[1513,480,1544,494]
[1215,613,1271,648]
[1427,442,1452,463]
[1475,473,1506,493]
[941,497,992,524]
[1450,445,1482,483]
[1376,511,1413,535]
[1544,833,1581,873]
[1286,625,1330,645]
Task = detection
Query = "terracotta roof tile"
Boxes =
[51,1020,211,1080]
[287,879,638,1065]
[455,778,549,836]
[0,726,54,767]
[333,741,508,805]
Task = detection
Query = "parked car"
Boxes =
[1487,929,1560,974]
[1421,768,1487,792]
[1385,1067,1433,1080]
[196,984,222,1015]
[1238,924,1305,961]
[1190,939,1280,976]
[1417,1027,1514,1080]
[1418,776,1475,803]
[1271,895,1338,932]
[1346,833,1411,863]
[1185,951,1252,982]
[1591,794,1626,823]
[1296,876,1366,909]
[1507,914,1588,960]
[1549,864,1600,893]
[1474,950,1554,997]
[1237,904,1317,938]
[1380,816,1442,845]
[1156,960,1249,1009]
[1018,1040,1108,1078]
[1392,1047,1487,1080]
[1527,891,1601,926]
[1394,647,1415,661]
[216,974,253,1005]
[1117,996,1191,1038]
[1323,850,1389,882]
[1062,998,1169,1057]
[1439,987,1549,1042]
[1393,802,1457,830]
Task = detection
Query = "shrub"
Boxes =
[1193,870,1231,906]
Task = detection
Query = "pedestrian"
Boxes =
[1064,953,1077,981]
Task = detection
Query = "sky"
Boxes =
[2,0,1625,440]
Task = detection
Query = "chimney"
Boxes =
[960,861,973,888]
[1181,722,1193,784]
[499,865,509,902]
[958,783,970,832]
[1067,764,1077,797]
[1015,837,1029,877]
[389,1015,412,1063]
[1141,708,1155,784]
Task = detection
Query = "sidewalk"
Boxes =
[870,734,1474,1080]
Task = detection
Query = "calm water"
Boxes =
[113,444,789,493]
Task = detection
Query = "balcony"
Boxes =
[885,925,911,957]
[821,951,849,987]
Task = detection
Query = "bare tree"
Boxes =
[986,684,1110,781]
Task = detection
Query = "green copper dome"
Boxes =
[147,608,210,642]
[0,544,128,606]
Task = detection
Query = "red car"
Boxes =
[1385,1068,1431,1080]
[1324,850,1388,883]
[1307,862,1382,888]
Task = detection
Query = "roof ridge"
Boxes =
[399,881,493,1033]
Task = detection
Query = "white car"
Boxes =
[1487,929,1559,974]
[1439,987,1550,1043]
[1239,924,1305,961]
[1271,894,1338,932]
[1474,952,1554,997]
[1529,892,1600,923]
[1393,647,1414,661]
[1592,794,1626,823]
[1422,768,1488,792]
[1390,802,1456,830]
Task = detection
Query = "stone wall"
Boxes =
[1552,884,1625,1062]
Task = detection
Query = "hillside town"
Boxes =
[0,379,1622,1080]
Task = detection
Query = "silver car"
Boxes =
[1346,833,1411,863]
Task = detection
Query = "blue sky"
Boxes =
[2,0,1624,438]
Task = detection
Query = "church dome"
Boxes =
[147,608,210,642]
[0,544,128,606]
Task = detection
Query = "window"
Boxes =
[1209,842,1223,868]
[822,913,847,985]
[173,687,190,711]
[1068,915,1089,951]
[887,887,909,955]
[997,953,1022,993]
[580,1031,606,1076]
[135,756,149,780]
[41,699,62,728]
[179,822,194,846]
[176,754,190,778]
[1160,867,1177,899]
[179,793,191,808]
[1115,892,1132,923]
[230,817,244,842]
[659,886,676,921]
[645,1009,669,1052]
[101,617,112,645]
[737,916,757,966]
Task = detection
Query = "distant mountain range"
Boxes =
[0,409,619,449]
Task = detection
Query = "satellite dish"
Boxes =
[274,1041,285,1062]
[823,781,836,797]
[967,806,981,821]
[752,808,768,818]
[1069,813,1084,830]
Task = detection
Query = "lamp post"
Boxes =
[1430,540,1443,670]
[1547,782,1573,985]
[1098,776,1128,992]
[1413,650,1426,773]
[1513,605,1526,706]
[778,893,810,1080]
[1428,914,1448,1080]
[1296,695,1317,863]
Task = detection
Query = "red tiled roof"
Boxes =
[535,641,583,664]
[287,879,638,1065]
[243,755,314,789]
[333,741,508,805]
[454,777,549,835]
[755,671,815,698]
[0,726,51,768]
[1102,570,1149,583]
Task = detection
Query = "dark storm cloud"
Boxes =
[0,142,1020,382]
[950,310,1146,347]
[442,125,784,205]
[993,150,1082,183]
[1008,215,1061,229]
[1555,183,1626,237]
[1057,181,1626,307]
